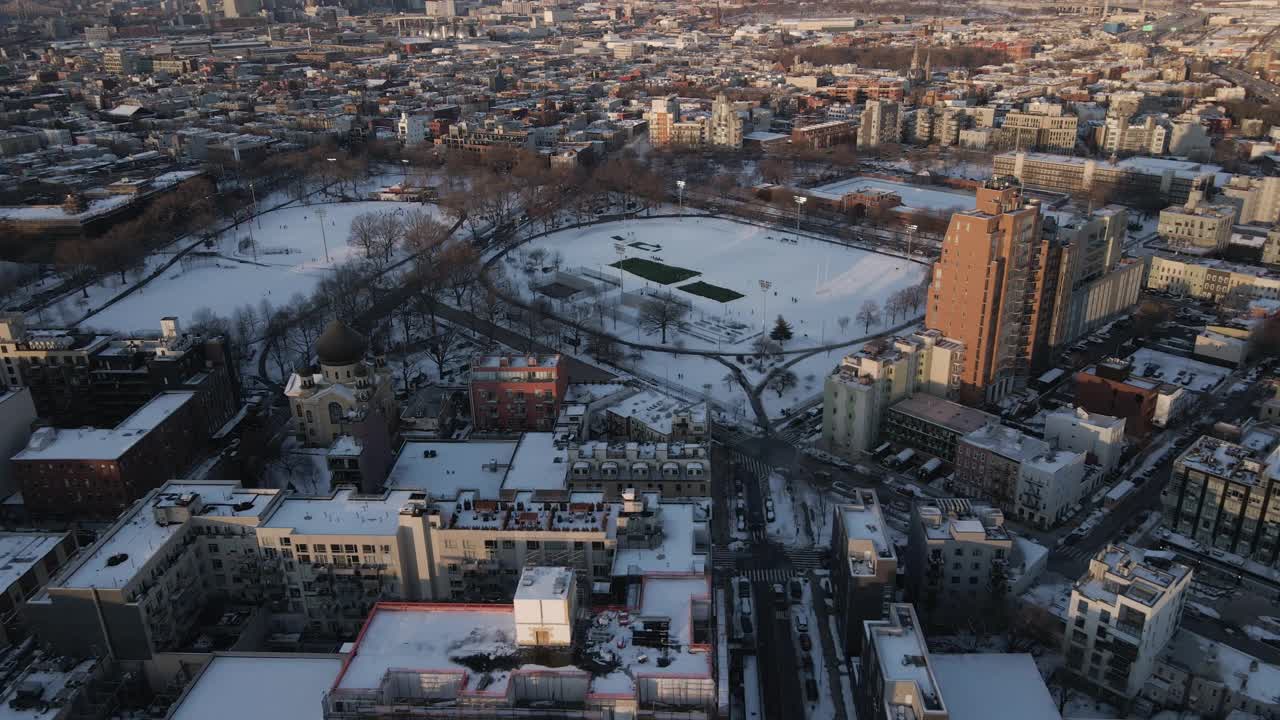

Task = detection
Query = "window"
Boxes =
[212,559,224,569]
[954,548,963,556]
[527,541,540,550]
[362,545,375,554]
[502,540,515,549]
[1077,599,1089,614]
[484,540,497,549]
[950,576,960,584]
[208,543,220,554]
[328,402,343,424]
[968,576,978,585]
[314,544,327,552]
[344,544,357,554]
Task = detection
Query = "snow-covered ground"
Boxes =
[517,217,925,418]
[76,200,441,333]
[766,470,833,549]
[807,176,976,215]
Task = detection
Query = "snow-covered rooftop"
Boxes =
[386,440,517,498]
[262,488,419,536]
[612,501,706,576]
[807,176,976,214]
[170,655,342,720]
[0,533,67,593]
[501,432,569,492]
[1127,347,1230,393]
[14,391,195,461]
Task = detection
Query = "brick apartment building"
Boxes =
[1074,359,1161,438]
[0,314,239,433]
[12,391,207,518]
[469,355,567,432]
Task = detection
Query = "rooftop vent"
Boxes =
[106,553,129,567]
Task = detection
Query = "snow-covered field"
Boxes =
[83,200,440,333]
[516,217,926,419]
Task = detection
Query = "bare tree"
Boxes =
[638,292,688,344]
[348,212,380,259]
[837,315,851,335]
[856,299,881,334]
[766,369,798,398]
[423,323,464,378]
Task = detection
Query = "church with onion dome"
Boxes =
[284,319,398,454]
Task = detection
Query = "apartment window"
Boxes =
[1072,630,1088,644]
[969,577,978,585]
[381,545,391,554]
[298,554,310,563]
[1077,599,1089,614]
[952,562,961,570]
[592,541,604,550]
[448,564,459,573]
[362,545,375,554]
[344,544,357,554]
[280,538,291,546]
[208,543,220,554]
[971,562,980,570]
[502,540,515,549]
[950,576,960,584]
[1099,610,1111,625]
[527,541,540,550]
[484,540,497,549]
[953,548,963,556]
[212,559,223,570]
[314,544,327,552]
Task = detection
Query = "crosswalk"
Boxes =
[740,567,799,583]
[732,451,773,482]
[776,424,818,446]
[1055,544,1095,561]
[785,548,830,572]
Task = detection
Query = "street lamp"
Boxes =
[316,206,331,264]
[676,179,686,214]
[401,158,410,182]
[794,195,807,240]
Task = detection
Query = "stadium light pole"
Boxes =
[316,206,331,264]
[676,179,686,214]
[794,195,807,241]
[906,223,918,258]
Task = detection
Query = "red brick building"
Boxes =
[12,391,206,519]
[1073,360,1159,439]
[469,355,567,432]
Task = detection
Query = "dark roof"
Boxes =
[315,320,366,366]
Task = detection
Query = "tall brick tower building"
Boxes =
[925,177,1060,405]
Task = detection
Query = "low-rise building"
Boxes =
[1043,407,1126,476]
[956,424,1090,528]
[830,489,896,654]
[882,395,997,463]
[0,388,36,502]
[0,531,76,645]
[1063,544,1191,703]
[1146,253,1280,302]
[567,441,710,498]
[905,499,1014,625]
[1157,191,1237,253]
[602,389,709,444]
[1143,629,1280,719]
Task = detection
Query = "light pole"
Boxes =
[906,223,918,258]
[249,181,260,229]
[794,195,807,241]
[676,179,686,214]
[759,279,771,331]
[326,157,337,196]
[401,158,409,183]
[316,206,331,264]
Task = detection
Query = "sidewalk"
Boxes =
[809,571,853,720]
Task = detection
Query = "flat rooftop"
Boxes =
[931,654,1060,720]
[263,488,419,536]
[170,655,343,720]
[14,391,195,461]
[612,501,706,576]
[888,394,997,435]
[839,491,894,576]
[869,605,944,715]
[0,533,66,593]
[386,440,517,498]
[58,483,274,591]
[501,432,569,492]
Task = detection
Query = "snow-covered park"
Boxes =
[75,200,440,334]
[510,216,928,419]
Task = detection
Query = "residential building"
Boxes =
[856,100,901,149]
[0,388,36,502]
[1101,115,1171,155]
[882,394,996,463]
[792,120,856,149]
[0,314,240,434]
[397,112,430,145]
[856,604,948,720]
[12,391,206,519]
[994,152,1217,207]
[1145,253,1280,302]
[1063,544,1191,703]
[646,96,678,147]
[1043,407,1127,476]
[857,603,1061,720]
[955,424,1090,528]
[602,389,709,443]
[1045,205,1144,351]
[1074,357,1190,438]
[1219,175,1280,226]
[905,499,1014,625]
[223,0,261,17]
[1144,629,1280,719]
[1163,429,1280,564]
[566,440,710,498]
[707,94,743,149]
[469,354,567,433]
[1157,189,1237,253]
[28,474,708,660]
[925,177,1056,403]
[0,531,77,646]
[999,106,1078,153]
[284,320,398,457]
[822,330,965,458]
[830,489,897,654]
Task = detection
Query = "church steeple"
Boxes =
[923,51,932,82]
[910,43,921,72]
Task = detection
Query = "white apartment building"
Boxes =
[830,489,896,654]
[1064,544,1191,703]
[1157,192,1238,253]
[956,424,1091,528]
[1102,115,1170,156]
[397,112,430,145]
[1043,407,1126,476]
[707,93,743,149]
[822,330,964,458]
[1220,175,1280,226]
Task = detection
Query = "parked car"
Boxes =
[831,481,855,497]
[789,579,803,601]
[773,583,788,609]
[741,616,753,635]
[738,579,751,598]
[805,679,818,702]
[794,611,808,632]
[799,633,812,652]
[739,596,752,616]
